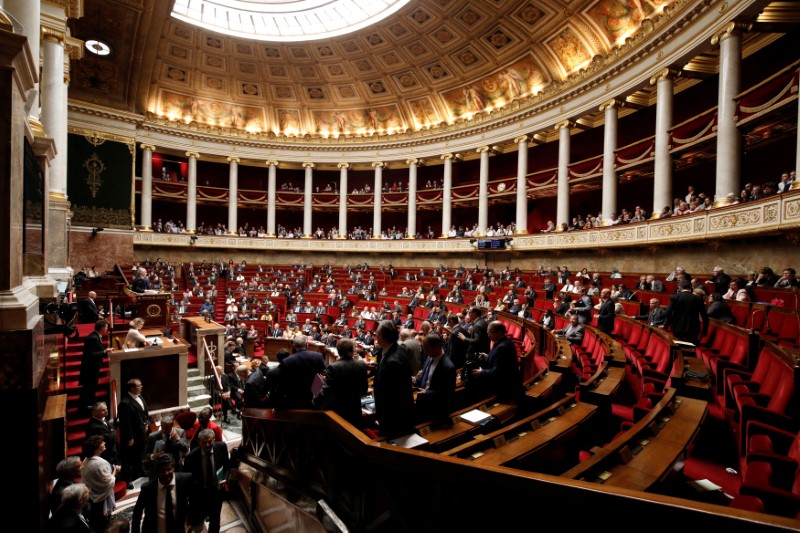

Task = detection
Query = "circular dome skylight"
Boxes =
[171,0,412,42]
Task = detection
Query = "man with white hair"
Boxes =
[131,267,151,293]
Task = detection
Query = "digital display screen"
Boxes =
[477,239,507,250]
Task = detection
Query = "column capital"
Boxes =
[185,151,200,159]
[649,68,681,85]
[265,160,279,167]
[476,146,491,154]
[41,26,66,45]
[140,143,156,152]
[554,120,574,131]
[372,161,385,168]
[337,162,350,169]
[441,153,455,160]
[513,135,529,145]
[302,162,315,169]
[406,158,419,166]
[711,22,750,45]
[227,156,240,164]
[599,99,624,112]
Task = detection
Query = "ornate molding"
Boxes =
[649,68,682,85]
[185,151,200,159]
[227,156,240,164]
[140,143,155,152]
[372,161,385,168]
[513,135,529,145]
[265,160,279,167]
[337,162,350,169]
[302,162,315,169]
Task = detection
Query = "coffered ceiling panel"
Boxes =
[69,0,697,135]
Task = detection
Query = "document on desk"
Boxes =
[389,433,429,449]
[460,409,492,425]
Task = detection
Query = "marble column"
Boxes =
[556,121,572,229]
[477,146,490,236]
[302,162,314,238]
[796,67,800,190]
[41,29,66,197]
[338,163,349,239]
[712,23,743,205]
[441,153,453,237]
[514,136,529,234]
[41,27,69,270]
[266,160,278,237]
[185,152,199,233]
[650,69,677,218]
[372,162,384,238]
[140,144,155,231]
[5,0,40,121]
[600,100,621,223]
[406,159,418,238]
[227,156,239,235]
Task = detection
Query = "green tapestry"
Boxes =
[67,131,134,229]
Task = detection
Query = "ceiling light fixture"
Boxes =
[85,39,111,56]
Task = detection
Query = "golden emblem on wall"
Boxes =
[147,304,162,317]
[84,153,106,198]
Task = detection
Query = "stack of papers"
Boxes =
[460,409,492,425]
[389,433,429,448]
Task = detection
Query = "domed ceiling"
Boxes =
[69,0,680,138]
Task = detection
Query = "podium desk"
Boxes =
[109,330,190,416]
[181,317,225,378]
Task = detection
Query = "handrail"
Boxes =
[110,379,118,422]
[202,336,223,391]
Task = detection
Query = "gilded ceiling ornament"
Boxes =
[84,153,106,198]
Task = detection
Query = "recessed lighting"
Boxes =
[85,39,111,56]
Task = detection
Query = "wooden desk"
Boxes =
[580,365,625,407]
[680,355,713,401]
[443,397,597,469]
[418,400,520,453]
[562,391,708,492]
[108,331,190,415]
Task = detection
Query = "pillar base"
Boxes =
[186,230,196,234]
[301,234,313,239]
[439,234,449,239]
[138,226,153,232]
[267,234,276,238]
[336,235,347,240]
[0,285,41,330]
[513,229,529,235]
[790,181,800,191]
[226,232,237,236]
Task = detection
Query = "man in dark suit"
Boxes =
[46,483,93,533]
[665,280,709,342]
[458,307,490,384]
[49,456,84,517]
[131,267,151,293]
[276,334,326,410]
[131,454,191,533]
[117,377,149,488]
[80,291,100,324]
[313,338,368,428]
[78,320,111,413]
[595,288,616,335]
[444,313,468,370]
[144,414,187,479]
[185,429,230,533]
[414,332,457,423]
[636,298,668,327]
[471,321,524,403]
[372,320,415,438]
[85,402,118,467]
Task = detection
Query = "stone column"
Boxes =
[556,121,572,229]
[227,156,239,235]
[477,146,490,236]
[302,162,314,238]
[5,0,40,121]
[338,162,349,239]
[650,69,677,218]
[441,153,454,237]
[600,100,621,224]
[712,23,743,205]
[266,160,278,237]
[140,144,155,231]
[185,152,199,233]
[514,136,529,234]
[372,162,383,238]
[406,159,418,238]
[41,26,69,270]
